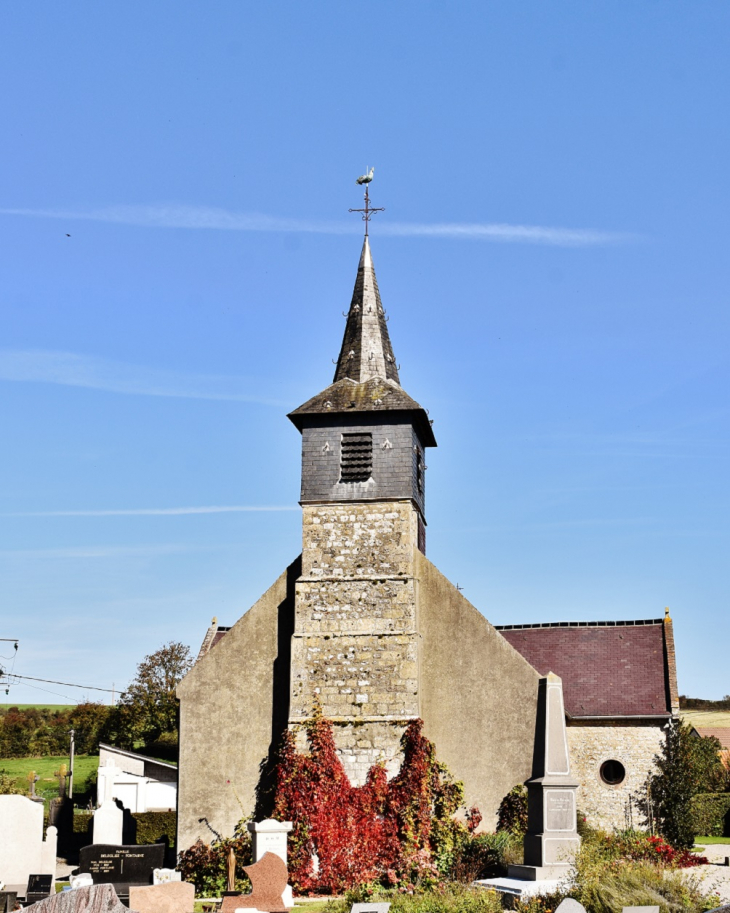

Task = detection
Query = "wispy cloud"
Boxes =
[6,505,298,517]
[0,349,286,404]
[0,543,206,558]
[0,204,635,247]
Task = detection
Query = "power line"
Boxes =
[0,673,115,693]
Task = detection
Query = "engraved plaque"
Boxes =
[545,789,574,832]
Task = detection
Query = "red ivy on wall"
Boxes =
[271,706,466,894]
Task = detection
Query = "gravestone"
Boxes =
[22,884,129,913]
[351,904,391,913]
[0,796,57,893]
[93,801,123,846]
[508,673,581,881]
[555,902,586,913]
[220,853,290,913]
[247,819,293,864]
[128,882,194,913]
[79,844,165,891]
[26,875,53,905]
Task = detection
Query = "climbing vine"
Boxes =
[270,706,470,893]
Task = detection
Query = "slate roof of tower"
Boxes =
[496,619,673,718]
[288,236,436,447]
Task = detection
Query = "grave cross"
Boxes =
[54,762,68,798]
[26,769,40,798]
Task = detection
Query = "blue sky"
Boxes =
[1,2,728,705]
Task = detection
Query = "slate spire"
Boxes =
[333,236,401,386]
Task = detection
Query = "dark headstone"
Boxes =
[78,844,165,889]
[26,876,53,905]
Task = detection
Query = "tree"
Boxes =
[649,719,727,849]
[68,702,113,755]
[112,642,193,747]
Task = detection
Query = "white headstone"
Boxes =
[246,818,293,863]
[0,795,56,889]
[93,800,123,845]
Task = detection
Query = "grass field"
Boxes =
[0,754,98,803]
[696,836,730,845]
[681,710,730,728]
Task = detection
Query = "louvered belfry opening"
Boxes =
[340,432,373,483]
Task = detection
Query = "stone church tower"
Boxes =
[286,236,436,782]
[177,235,544,852]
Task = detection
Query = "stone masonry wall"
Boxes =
[567,721,666,831]
[291,500,420,785]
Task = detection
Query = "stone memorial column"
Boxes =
[509,673,581,881]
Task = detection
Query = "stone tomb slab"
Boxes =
[128,882,195,913]
[79,844,165,890]
[22,884,132,913]
[351,904,391,913]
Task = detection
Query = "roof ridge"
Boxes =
[495,618,664,630]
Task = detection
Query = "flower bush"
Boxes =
[177,820,252,895]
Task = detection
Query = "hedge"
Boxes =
[690,793,730,837]
[134,811,177,848]
[70,809,176,847]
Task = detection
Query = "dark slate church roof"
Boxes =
[288,236,436,448]
[496,619,674,719]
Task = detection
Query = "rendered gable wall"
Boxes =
[176,556,300,851]
[416,551,541,827]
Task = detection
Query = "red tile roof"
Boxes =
[694,728,730,750]
[496,620,671,718]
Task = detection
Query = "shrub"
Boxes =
[176,821,252,896]
[647,719,725,849]
[0,771,23,794]
[690,792,730,837]
[449,831,519,882]
[496,785,528,836]
[325,883,504,913]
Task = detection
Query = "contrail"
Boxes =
[0,204,636,247]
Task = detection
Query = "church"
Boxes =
[176,224,679,852]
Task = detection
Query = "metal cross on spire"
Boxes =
[349,167,384,236]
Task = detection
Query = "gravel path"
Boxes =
[688,843,730,905]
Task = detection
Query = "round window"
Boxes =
[600,759,626,785]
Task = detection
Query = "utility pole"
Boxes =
[68,729,75,800]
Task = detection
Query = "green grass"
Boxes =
[0,754,98,804]
[695,836,730,845]
[0,704,75,711]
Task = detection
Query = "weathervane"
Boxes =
[349,167,384,236]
